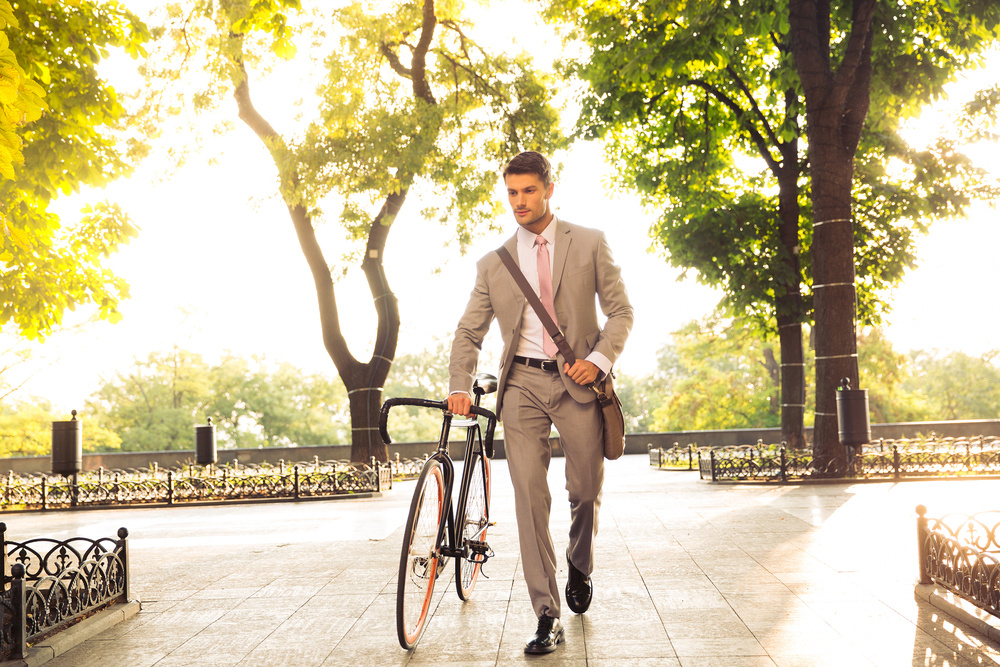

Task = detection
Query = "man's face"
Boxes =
[505,172,554,234]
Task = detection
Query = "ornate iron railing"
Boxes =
[1,457,395,511]
[681,435,1000,482]
[1,524,130,661]
[648,443,699,470]
[916,506,1000,619]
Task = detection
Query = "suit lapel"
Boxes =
[552,218,571,297]
[499,234,524,307]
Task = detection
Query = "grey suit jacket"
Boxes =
[449,218,634,418]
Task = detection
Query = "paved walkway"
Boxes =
[5,454,1000,666]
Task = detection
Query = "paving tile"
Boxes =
[10,457,1000,667]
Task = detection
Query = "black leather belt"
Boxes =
[513,356,559,372]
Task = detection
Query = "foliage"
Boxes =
[86,348,212,451]
[548,0,999,332]
[84,348,351,452]
[856,327,932,423]
[905,349,1000,421]
[0,0,150,341]
[0,399,121,457]
[0,0,45,181]
[645,318,798,433]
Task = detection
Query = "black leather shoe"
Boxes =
[565,557,593,614]
[524,615,564,654]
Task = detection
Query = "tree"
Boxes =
[788,0,1000,471]
[549,0,999,470]
[139,1,562,462]
[0,399,121,457]
[855,328,930,423]
[648,318,796,433]
[87,348,212,451]
[905,350,1000,421]
[1,0,149,342]
[84,349,352,452]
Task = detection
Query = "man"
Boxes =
[447,151,633,654]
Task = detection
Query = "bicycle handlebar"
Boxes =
[379,397,498,448]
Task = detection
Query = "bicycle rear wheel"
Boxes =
[455,449,491,600]
[397,459,446,649]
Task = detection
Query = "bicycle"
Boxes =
[378,373,499,650]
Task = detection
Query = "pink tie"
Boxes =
[536,235,559,358]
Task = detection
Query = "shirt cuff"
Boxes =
[585,351,612,377]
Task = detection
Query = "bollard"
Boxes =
[195,417,217,465]
[51,410,83,476]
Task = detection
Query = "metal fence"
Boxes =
[1,524,130,661]
[648,444,699,470]
[671,435,1000,482]
[917,506,1000,619]
[1,457,399,511]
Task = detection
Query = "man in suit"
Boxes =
[447,151,633,654]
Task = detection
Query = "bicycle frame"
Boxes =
[379,396,496,561]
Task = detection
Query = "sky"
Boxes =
[4,5,1000,413]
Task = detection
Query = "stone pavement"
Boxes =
[5,454,1000,666]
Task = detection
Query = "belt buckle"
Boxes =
[541,359,557,372]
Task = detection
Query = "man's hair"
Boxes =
[502,151,552,188]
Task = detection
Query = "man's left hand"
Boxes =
[564,359,600,385]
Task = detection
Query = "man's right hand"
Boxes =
[447,392,473,417]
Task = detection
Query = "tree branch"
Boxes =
[684,78,781,174]
[379,41,412,78]
[410,0,437,104]
[725,64,783,148]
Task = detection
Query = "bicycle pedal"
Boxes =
[467,539,494,564]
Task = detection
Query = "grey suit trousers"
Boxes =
[502,363,604,619]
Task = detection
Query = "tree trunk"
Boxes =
[789,0,876,476]
[775,144,806,451]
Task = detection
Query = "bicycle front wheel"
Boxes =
[455,449,491,600]
[397,459,446,649]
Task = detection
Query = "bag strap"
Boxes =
[496,245,577,366]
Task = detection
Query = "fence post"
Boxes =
[893,445,901,481]
[372,457,381,493]
[780,447,787,483]
[294,465,300,500]
[710,450,717,482]
[167,471,174,505]
[10,563,26,659]
[916,505,931,584]
[41,476,47,511]
[116,527,131,602]
[1,521,7,589]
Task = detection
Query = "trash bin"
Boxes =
[52,410,82,476]
[836,378,871,448]
[195,417,217,465]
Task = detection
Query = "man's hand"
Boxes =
[447,392,473,417]
[564,359,600,385]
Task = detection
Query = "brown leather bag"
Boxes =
[496,247,626,460]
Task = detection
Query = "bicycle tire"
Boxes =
[397,459,446,649]
[455,449,490,600]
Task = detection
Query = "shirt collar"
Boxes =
[516,215,559,248]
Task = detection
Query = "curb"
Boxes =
[1,600,141,667]
[915,584,1000,646]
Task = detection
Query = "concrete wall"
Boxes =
[3,419,998,474]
